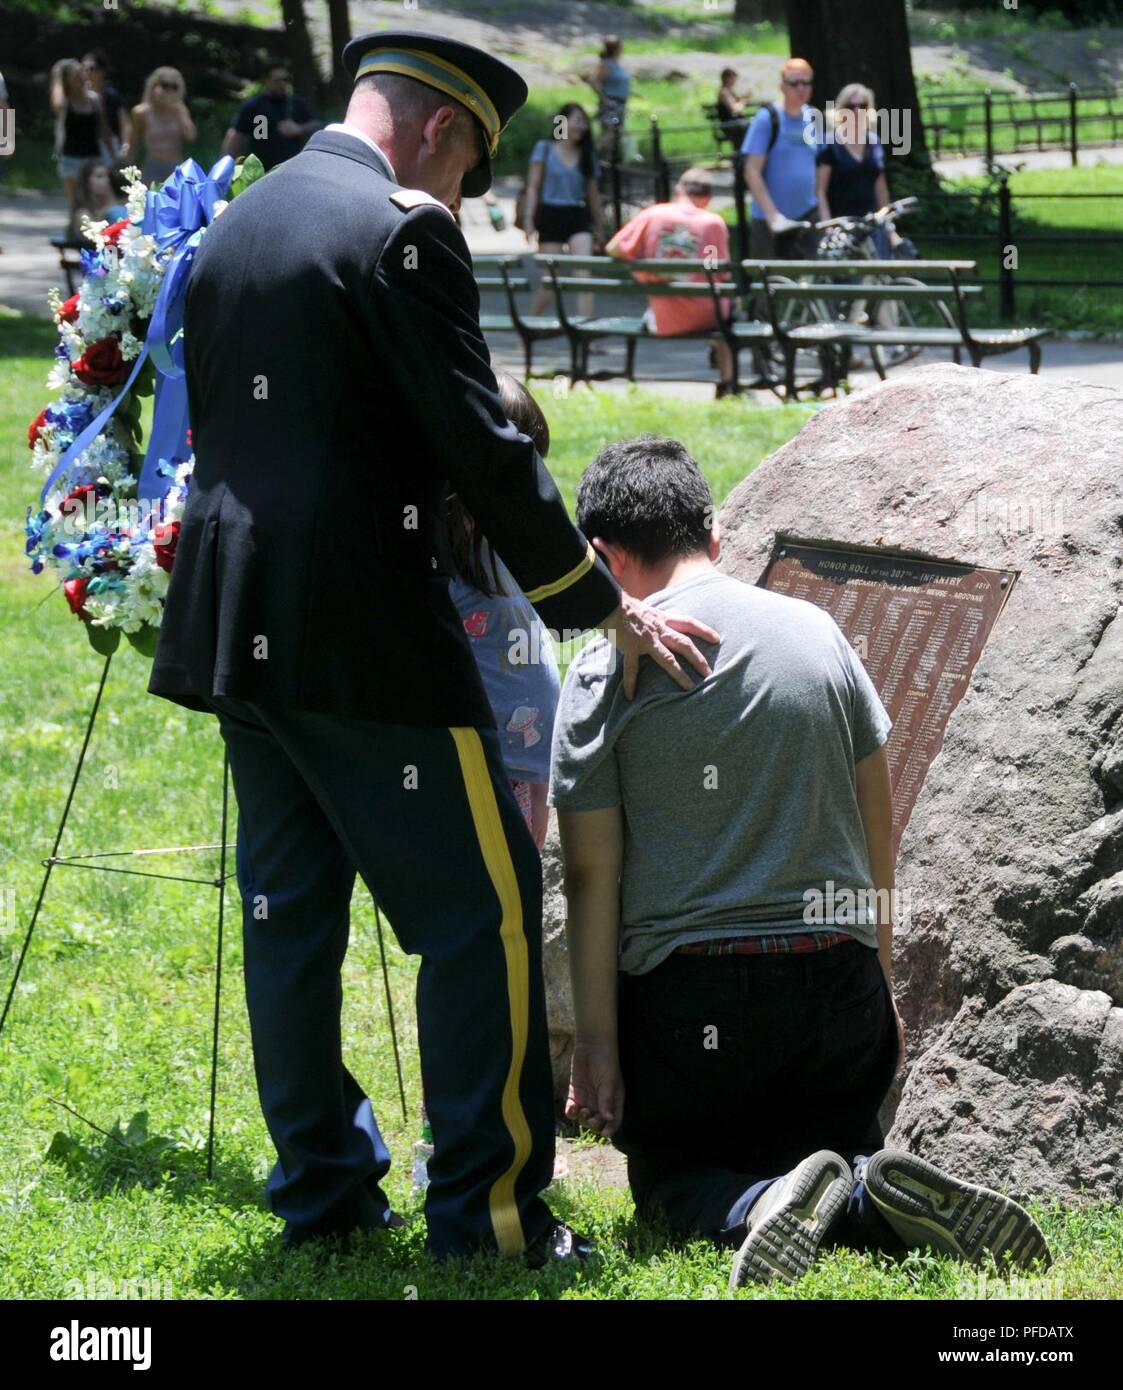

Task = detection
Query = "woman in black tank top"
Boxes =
[51,59,112,234]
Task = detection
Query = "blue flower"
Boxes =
[47,397,97,444]
[80,248,108,279]
[24,506,50,557]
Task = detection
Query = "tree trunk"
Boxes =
[734,0,787,22]
[279,0,320,104]
[325,0,352,108]
[786,0,930,170]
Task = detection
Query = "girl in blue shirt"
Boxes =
[445,374,561,850]
[524,103,604,319]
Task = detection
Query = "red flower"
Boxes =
[63,576,91,622]
[28,408,49,450]
[73,336,128,387]
[103,219,130,245]
[59,484,98,526]
[153,520,181,572]
[57,294,81,324]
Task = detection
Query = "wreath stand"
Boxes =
[0,652,408,1180]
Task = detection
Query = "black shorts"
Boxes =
[535,201,593,245]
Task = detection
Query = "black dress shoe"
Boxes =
[524,1222,596,1269]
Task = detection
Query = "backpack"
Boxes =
[760,101,780,154]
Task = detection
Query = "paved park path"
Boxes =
[3,180,1120,397]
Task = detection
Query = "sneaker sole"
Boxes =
[864,1149,1051,1269]
[729,1150,852,1288]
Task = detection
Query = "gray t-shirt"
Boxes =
[549,569,893,974]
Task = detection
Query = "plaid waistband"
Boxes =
[676,930,852,957]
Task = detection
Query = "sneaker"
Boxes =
[862,1149,1051,1269]
[728,1150,852,1288]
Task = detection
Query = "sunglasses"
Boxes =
[156,81,182,90]
[784,78,812,87]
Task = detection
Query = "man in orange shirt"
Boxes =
[606,167,735,398]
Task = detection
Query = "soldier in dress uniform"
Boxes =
[148,30,716,1261]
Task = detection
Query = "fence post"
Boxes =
[983,89,994,172]
[732,145,749,263]
[649,116,661,203]
[611,120,622,231]
[997,172,1015,321]
[1069,82,1079,166]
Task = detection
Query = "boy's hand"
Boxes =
[566,1040,624,1138]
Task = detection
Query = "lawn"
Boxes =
[1,303,1118,1301]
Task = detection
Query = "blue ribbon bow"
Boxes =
[41,156,235,512]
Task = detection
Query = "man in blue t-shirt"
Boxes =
[740,56,821,260]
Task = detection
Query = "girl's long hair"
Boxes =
[554,102,596,181]
[447,374,551,597]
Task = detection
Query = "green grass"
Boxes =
[919,163,1123,333]
[1,308,1118,1299]
[909,4,1108,41]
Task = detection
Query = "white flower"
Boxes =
[125,177,149,223]
[46,358,72,392]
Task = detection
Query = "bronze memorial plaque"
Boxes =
[759,537,1018,853]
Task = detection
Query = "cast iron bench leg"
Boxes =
[784,345,798,401]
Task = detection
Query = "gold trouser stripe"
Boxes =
[448,726,531,1256]
[524,541,596,606]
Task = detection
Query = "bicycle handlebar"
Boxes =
[813,195,919,232]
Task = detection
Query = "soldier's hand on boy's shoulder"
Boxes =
[600,591,719,698]
[567,1040,625,1138]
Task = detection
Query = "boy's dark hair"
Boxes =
[446,373,550,597]
[576,435,714,566]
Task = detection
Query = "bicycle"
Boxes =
[763,197,952,381]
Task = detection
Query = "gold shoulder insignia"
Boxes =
[389,188,452,216]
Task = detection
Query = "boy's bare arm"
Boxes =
[558,805,626,1134]
[558,806,624,1042]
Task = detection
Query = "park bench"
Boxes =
[535,253,775,391]
[473,254,566,377]
[49,236,85,297]
[752,258,1051,397]
[473,254,1051,397]
[701,101,748,150]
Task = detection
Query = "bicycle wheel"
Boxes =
[869,276,948,372]
[760,275,834,388]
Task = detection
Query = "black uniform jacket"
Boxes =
[148,129,619,726]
